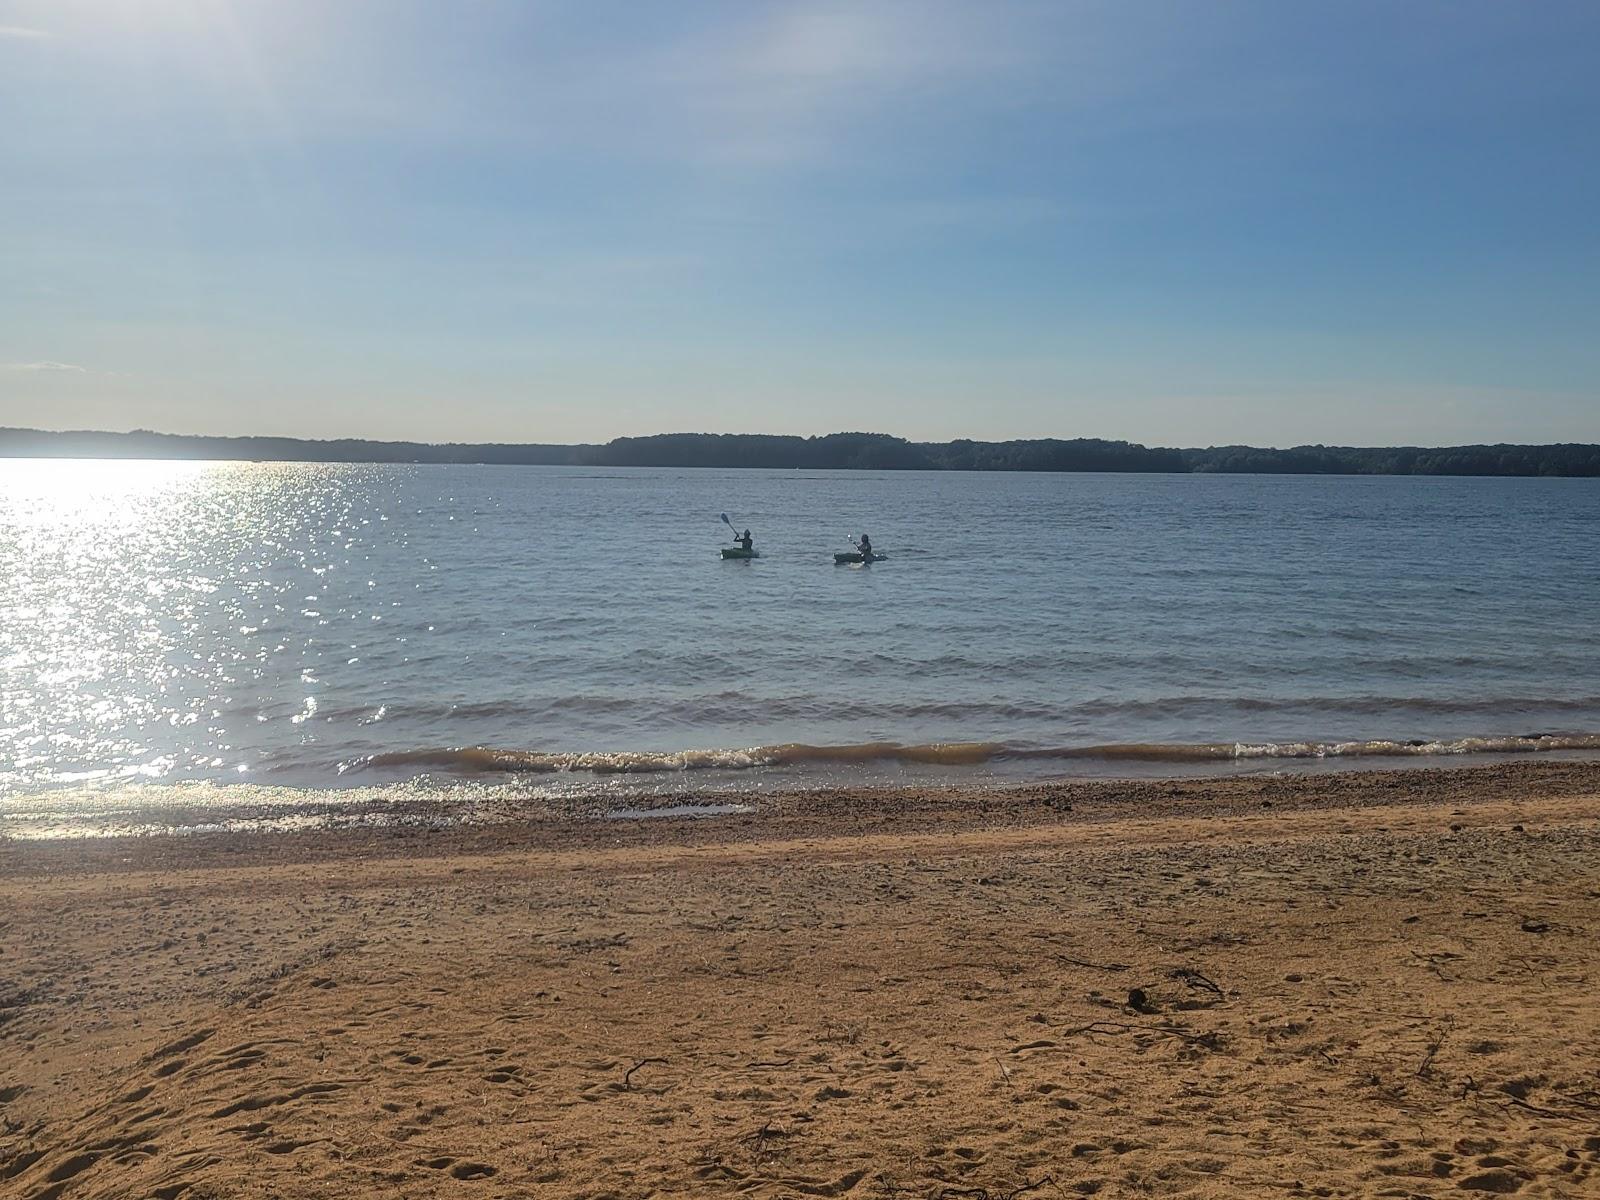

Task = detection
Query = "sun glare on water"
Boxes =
[0,460,268,793]
[0,458,221,526]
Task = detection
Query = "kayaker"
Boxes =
[858,533,872,558]
[738,529,754,552]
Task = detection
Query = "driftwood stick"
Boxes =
[1172,967,1224,996]
[1502,1093,1583,1120]
[622,1057,667,1090]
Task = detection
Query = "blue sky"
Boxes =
[2,1,1598,446]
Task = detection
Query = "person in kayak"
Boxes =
[858,533,872,558]
[738,529,754,552]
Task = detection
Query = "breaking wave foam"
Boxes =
[346,732,1600,777]
[349,741,1004,776]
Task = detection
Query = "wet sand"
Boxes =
[3,760,1600,1198]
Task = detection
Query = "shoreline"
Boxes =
[5,757,1600,871]
[7,752,1600,849]
[3,759,1598,1197]
[12,731,1600,799]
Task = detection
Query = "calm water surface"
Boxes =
[2,460,1598,831]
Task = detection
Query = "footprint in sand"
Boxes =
[1456,1170,1526,1193]
[417,1155,498,1180]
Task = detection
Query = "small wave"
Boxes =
[1025,733,1600,762]
[348,741,1005,776]
[343,732,1600,777]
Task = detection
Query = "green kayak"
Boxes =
[721,547,760,559]
[834,552,887,564]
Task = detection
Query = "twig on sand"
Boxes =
[1065,1020,1132,1037]
[622,1057,668,1090]
[741,1120,792,1154]
[994,1056,1014,1089]
[1008,1040,1058,1055]
[1171,967,1224,996]
[1501,1093,1585,1120]
[748,1058,795,1069]
[1153,1024,1225,1050]
[1501,1087,1600,1119]
[1416,1019,1453,1077]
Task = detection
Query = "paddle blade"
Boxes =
[720,512,732,526]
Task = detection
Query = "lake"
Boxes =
[2,460,1598,831]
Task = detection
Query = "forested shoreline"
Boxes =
[4,427,1598,476]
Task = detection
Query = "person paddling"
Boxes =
[858,533,872,559]
[719,513,755,554]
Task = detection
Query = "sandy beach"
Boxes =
[3,760,1600,1199]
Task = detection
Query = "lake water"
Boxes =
[3,460,1598,833]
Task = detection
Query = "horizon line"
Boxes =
[6,425,1600,455]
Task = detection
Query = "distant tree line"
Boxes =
[587,432,933,470]
[1175,442,1600,477]
[0,428,582,465]
[3,427,1599,477]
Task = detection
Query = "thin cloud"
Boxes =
[626,1,1024,167]
[5,361,87,372]
[0,25,49,39]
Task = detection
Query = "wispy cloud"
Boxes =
[637,1,1021,167]
[4,361,87,372]
[0,25,48,39]
[343,0,1029,170]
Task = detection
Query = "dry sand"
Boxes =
[3,760,1600,1199]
